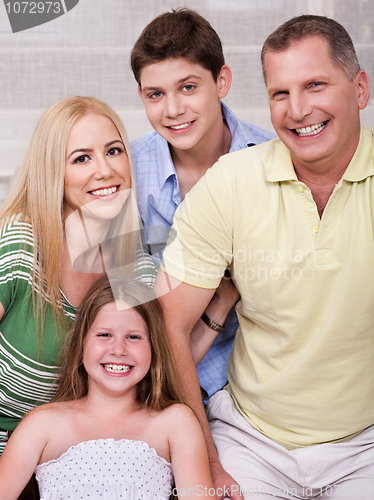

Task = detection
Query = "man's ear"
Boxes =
[138,84,144,103]
[356,69,370,110]
[217,65,232,99]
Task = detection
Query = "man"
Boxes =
[157,15,374,499]
[130,8,274,401]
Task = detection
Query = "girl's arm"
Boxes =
[168,404,217,500]
[0,410,49,500]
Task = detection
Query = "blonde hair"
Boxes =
[0,96,141,338]
[54,276,182,410]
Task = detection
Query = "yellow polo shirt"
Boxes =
[162,126,374,449]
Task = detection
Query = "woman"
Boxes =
[0,96,156,497]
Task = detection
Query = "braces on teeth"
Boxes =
[104,364,131,373]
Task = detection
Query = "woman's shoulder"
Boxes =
[0,216,35,285]
[134,248,157,287]
[0,215,33,245]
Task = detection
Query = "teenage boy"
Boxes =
[130,8,275,402]
[157,14,374,500]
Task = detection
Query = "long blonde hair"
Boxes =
[0,96,141,336]
[54,276,182,410]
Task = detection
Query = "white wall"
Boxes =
[1,0,373,203]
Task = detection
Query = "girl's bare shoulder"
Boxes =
[152,403,198,431]
[22,400,79,428]
[29,400,77,415]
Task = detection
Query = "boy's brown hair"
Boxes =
[131,8,225,85]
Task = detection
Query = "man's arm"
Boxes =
[155,270,243,500]
[190,274,239,366]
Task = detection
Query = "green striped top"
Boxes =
[0,218,156,453]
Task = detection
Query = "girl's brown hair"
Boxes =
[54,276,182,410]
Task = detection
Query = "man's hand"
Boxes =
[210,459,244,500]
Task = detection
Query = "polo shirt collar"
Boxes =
[266,126,374,184]
[342,126,374,182]
[266,140,298,182]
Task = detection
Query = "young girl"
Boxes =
[0,277,216,500]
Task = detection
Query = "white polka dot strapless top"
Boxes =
[35,438,173,499]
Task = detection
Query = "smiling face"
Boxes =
[64,113,132,220]
[138,58,231,156]
[82,302,152,400]
[264,36,370,175]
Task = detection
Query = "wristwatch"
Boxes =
[201,311,224,332]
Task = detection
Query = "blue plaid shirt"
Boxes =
[132,102,275,400]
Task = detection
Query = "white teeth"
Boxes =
[169,122,192,130]
[103,364,131,373]
[295,122,326,136]
[91,186,117,197]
